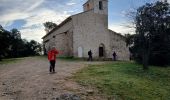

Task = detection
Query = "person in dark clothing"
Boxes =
[112,51,117,61]
[88,50,93,61]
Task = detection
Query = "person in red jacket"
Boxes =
[48,46,60,73]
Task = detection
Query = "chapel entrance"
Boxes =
[99,44,105,57]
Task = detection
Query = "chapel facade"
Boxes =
[42,0,130,60]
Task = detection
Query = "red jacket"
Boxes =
[48,49,59,61]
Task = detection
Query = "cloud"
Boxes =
[20,9,70,42]
[109,24,135,35]
[158,0,170,3]
[66,2,76,6]
[20,25,45,43]
[0,12,29,26]
[167,0,170,3]
[0,21,14,27]
[26,0,44,12]
[0,0,44,27]
[22,9,70,28]
[0,0,118,43]
[0,0,74,42]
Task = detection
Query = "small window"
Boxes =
[99,1,103,10]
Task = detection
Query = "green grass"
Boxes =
[37,56,85,61]
[57,56,85,61]
[0,58,24,65]
[73,61,170,100]
[35,55,48,60]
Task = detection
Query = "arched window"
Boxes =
[99,1,103,10]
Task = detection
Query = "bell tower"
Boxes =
[83,0,108,28]
[83,0,108,15]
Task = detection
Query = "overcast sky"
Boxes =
[0,0,168,42]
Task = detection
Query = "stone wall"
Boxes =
[43,20,73,57]
[109,30,130,61]
[83,0,94,11]
[72,10,111,58]
[71,10,129,60]
[93,0,108,15]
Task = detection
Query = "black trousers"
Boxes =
[49,60,56,72]
[88,55,93,61]
[113,56,116,61]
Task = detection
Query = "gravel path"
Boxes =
[0,57,105,100]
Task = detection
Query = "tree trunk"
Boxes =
[142,51,149,70]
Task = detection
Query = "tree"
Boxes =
[43,22,58,33]
[148,1,170,66]
[127,1,170,69]
[0,25,11,60]
[28,40,42,55]
[0,25,3,31]
[0,25,42,60]
[125,34,135,47]
[10,28,21,39]
[9,29,22,57]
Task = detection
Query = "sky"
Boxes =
[0,0,169,43]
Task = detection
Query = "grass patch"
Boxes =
[35,56,85,61]
[73,61,170,100]
[57,56,85,61]
[35,55,48,60]
[0,58,24,65]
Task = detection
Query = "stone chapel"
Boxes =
[42,0,130,60]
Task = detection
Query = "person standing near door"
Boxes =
[88,50,93,61]
[112,51,117,61]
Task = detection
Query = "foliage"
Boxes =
[43,21,58,33]
[0,26,42,60]
[10,28,21,39]
[125,34,135,47]
[126,1,170,68]
[73,62,170,100]
[0,26,11,60]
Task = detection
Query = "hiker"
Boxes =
[48,46,61,73]
[88,50,93,61]
[112,51,117,61]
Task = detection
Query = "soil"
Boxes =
[0,57,107,100]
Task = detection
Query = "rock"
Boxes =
[1,93,5,96]
[72,95,80,100]
[55,98,59,100]
[52,87,56,91]
[42,98,47,100]
[86,90,94,95]
[56,93,81,100]
[60,94,70,99]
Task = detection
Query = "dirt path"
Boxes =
[0,57,105,100]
